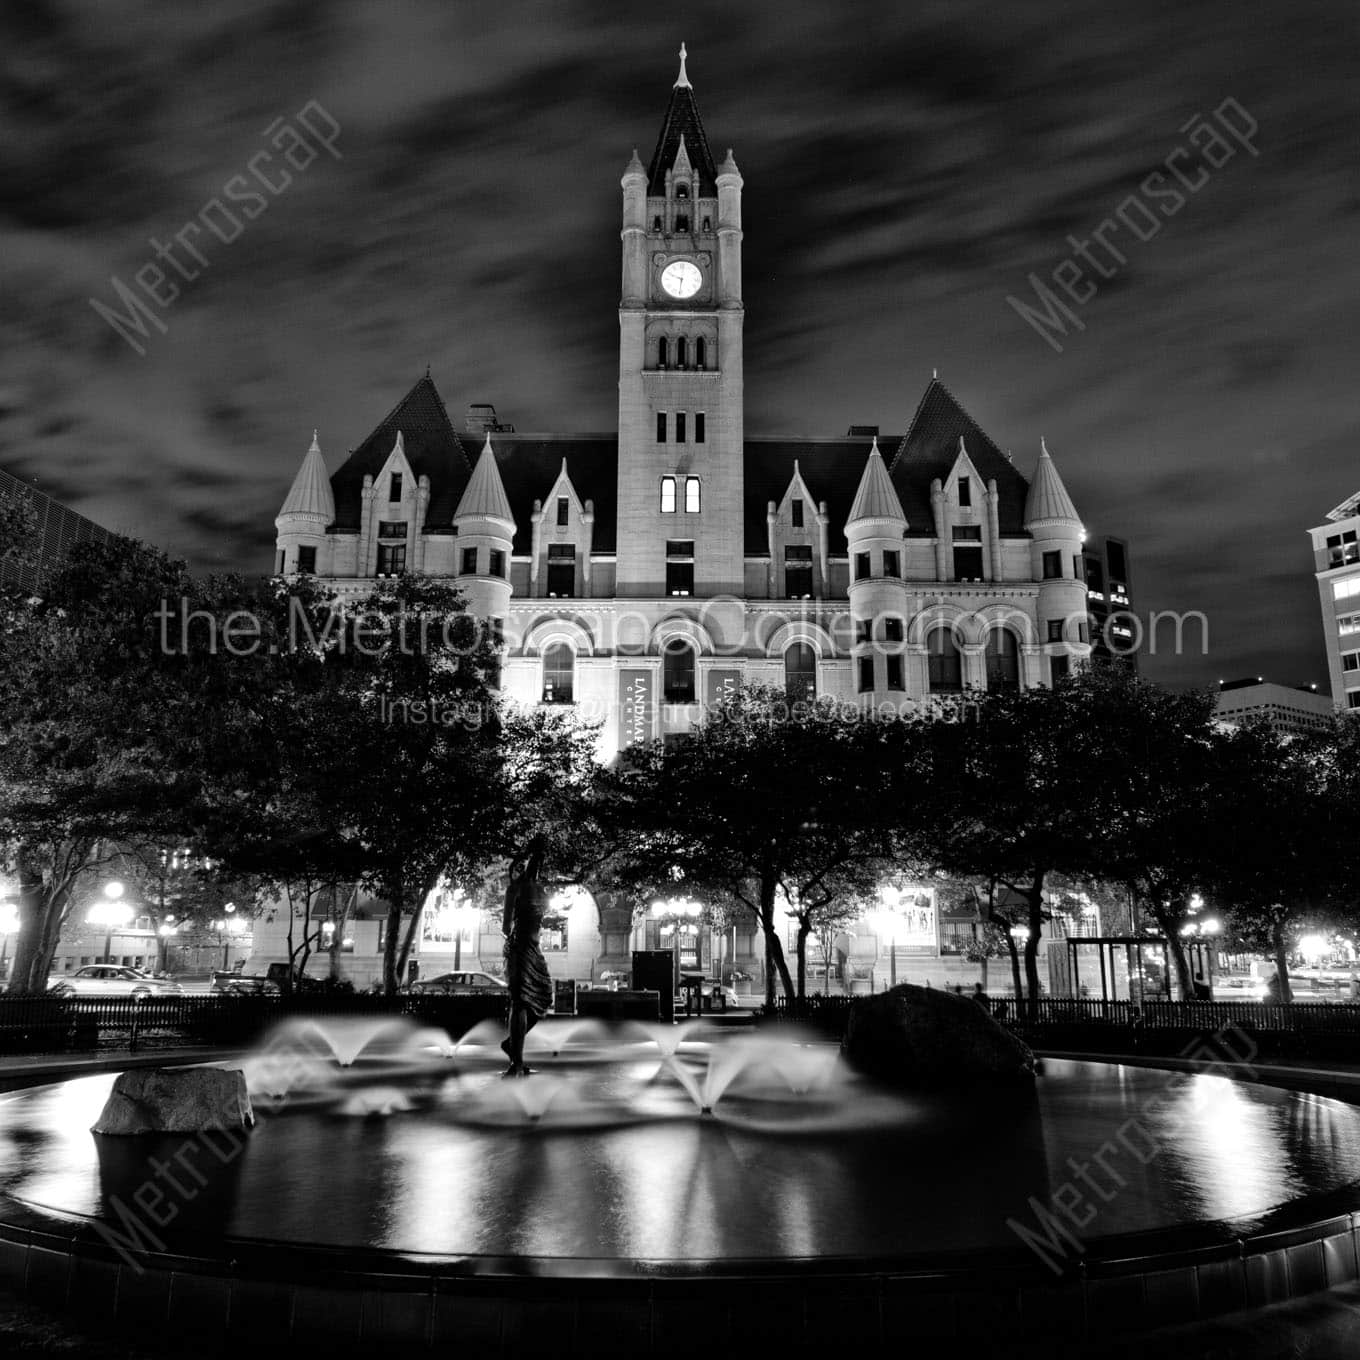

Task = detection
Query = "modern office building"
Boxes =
[0,466,115,592]
[1214,678,1336,737]
[1082,535,1136,666]
[1309,489,1360,712]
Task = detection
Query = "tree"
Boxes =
[0,538,200,991]
[0,485,38,573]
[606,687,890,1004]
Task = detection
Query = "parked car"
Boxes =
[407,970,508,996]
[212,971,281,997]
[47,966,184,1000]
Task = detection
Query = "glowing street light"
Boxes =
[87,882,132,964]
[0,899,19,979]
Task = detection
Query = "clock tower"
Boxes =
[616,44,745,598]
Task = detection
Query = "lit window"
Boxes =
[663,641,696,702]
[927,630,962,693]
[784,643,817,703]
[660,477,677,513]
[685,477,701,513]
[1335,578,1360,603]
[542,643,575,704]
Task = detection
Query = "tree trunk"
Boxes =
[329,884,356,979]
[7,848,77,994]
[979,954,989,992]
[1024,885,1044,1022]
[382,893,404,996]
[795,918,810,999]
[1271,919,1293,1004]
[396,897,426,984]
[757,882,796,1004]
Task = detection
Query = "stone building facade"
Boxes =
[260,48,1093,991]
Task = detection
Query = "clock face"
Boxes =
[661,260,702,300]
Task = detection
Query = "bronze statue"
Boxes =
[501,836,553,1075]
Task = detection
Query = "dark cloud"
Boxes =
[3,0,1357,691]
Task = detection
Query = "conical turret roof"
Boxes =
[278,431,334,522]
[1023,439,1082,530]
[846,437,906,528]
[454,434,514,526]
[647,43,718,194]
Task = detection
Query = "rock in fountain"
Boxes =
[92,1067,255,1135]
[841,983,1034,1087]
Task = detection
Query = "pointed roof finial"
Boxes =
[676,41,691,88]
[933,368,938,380]
[309,429,320,452]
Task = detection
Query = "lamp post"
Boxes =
[87,882,131,964]
[211,904,244,971]
[157,917,179,976]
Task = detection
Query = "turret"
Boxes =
[620,147,648,307]
[453,433,515,628]
[845,438,911,705]
[1024,439,1088,682]
[715,146,743,307]
[274,431,333,575]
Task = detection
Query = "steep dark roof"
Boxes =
[329,376,473,531]
[647,84,718,195]
[742,438,899,554]
[888,378,1031,535]
[495,437,619,554]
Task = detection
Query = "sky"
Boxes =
[1,0,1357,688]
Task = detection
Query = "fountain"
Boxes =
[5,1013,1360,1353]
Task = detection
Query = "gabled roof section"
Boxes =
[328,375,472,531]
[646,46,718,195]
[279,431,335,522]
[846,437,907,528]
[1326,490,1360,523]
[494,436,619,553]
[455,435,515,527]
[889,378,1031,534]
[1024,439,1082,530]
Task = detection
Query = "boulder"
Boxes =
[841,984,1035,1088]
[92,1067,255,1135]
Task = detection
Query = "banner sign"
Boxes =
[618,669,655,748]
[705,668,741,711]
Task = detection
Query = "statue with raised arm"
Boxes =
[501,835,553,1076]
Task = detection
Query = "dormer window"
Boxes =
[389,473,403,502]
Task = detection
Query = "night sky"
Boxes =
[2,0,1357,688]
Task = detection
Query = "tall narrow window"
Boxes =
[488,549,506,579]
[957,476,971,507]
[785,545,813,598]
[546,544,575,597]
[854,552,871,581]
[657,412,667,443]
[276,549,286,574]
[660,476,677,513]
[1042,550,1062,579]
[557,496,569,526]
[985,629,1020,692]
[858,657,875,693]
[389,473,403,502]
[658,337,668,368]
[676,337,687,369]
[665,540,695,596]
[542,643,575,704]
[695,337,706,369]
[784,643,817,703]
[676,214,689,232]
[296,546,316,574]
[885,655,905,691]
[695,412,705,443]
[1051,654,1071,685]
[685,476,701,513]
[461,546,478,575]
[663,642,696,702]
[953,525,984,580]
[927,629,963,694]
[376,543,406,575]
[882,551,900,578]
[791,499,804,528]
[676,412,687,443]
[676,183,689,200]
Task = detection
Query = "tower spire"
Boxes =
[675,41,690,88]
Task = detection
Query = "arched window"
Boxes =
[984,628,1020,692]
[676,183,689,200]
[658,336,668,368]
[684,476,701,513]
[660,476,677,513]
[695,336,706,369]
[676,336,688,369]
[676,214,689,233]
[663,642,696,703]
[542,643,574,704]
[785,643,817,703]
[927,629,963,694]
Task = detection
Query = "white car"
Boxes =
[47,966,184,1000]
[407,970,508,996]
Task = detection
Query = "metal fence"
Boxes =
[0,994,512,1057]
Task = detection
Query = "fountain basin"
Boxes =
[2,1026,1360,1353]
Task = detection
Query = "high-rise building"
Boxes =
[1308,489,1360,713]
[0,467,115,593]
[1081,535,1135,667]
[1213,678,1335,738]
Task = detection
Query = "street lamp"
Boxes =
[211,909,246,971]
[157,917,179,976]
[87,882,132,964]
